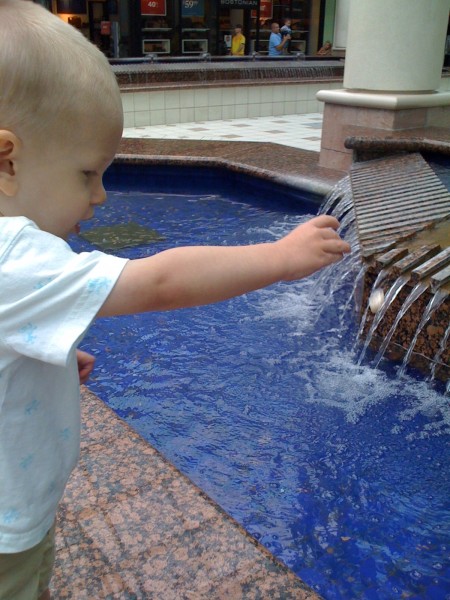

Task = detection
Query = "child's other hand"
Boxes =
[76,349,95,384]
[276,215,351,281]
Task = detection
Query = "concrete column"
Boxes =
[317,0,450,171]
[343,0,450,93]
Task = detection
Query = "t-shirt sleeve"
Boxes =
[0,220,128,366]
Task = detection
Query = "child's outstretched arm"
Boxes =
[98,215,350,317]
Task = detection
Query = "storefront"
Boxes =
[133,0,316,57]
[39,0,328,58]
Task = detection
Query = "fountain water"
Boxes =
[373,281,429,367]
[398,288,450,377]
[112,59,344,88]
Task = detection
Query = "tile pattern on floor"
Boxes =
[123,113,324,152]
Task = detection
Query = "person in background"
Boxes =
[280,18,292,54]
[0,2,350,599]
[231,24,246,56]
[268,21,291,57]
[317,41,332,56]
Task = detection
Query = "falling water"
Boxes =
[339,263,367,329]
[337,208,356,235]
[354,268,394,352]
[312,252,362,326]
[373,281,429,367]
[398,288,450,377]
[332,194,354,221]
[319,176,351,216]
[357,274,411,365]
[429,322,450,381]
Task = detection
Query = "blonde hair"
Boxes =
[0,0,122,139]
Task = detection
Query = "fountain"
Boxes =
[111,57,344,88]
[322,151,450,381]
[314,0,450,382]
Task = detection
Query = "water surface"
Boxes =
[70,176,449,600]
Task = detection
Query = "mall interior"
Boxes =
[22,0,450,598]
[35,0,356,58]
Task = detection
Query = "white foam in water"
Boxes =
[309,352,448,434]
[257,263,450,437]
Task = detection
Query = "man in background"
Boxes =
[231,24,245,56]
[268,22,290,57]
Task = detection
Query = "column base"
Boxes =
[317,89,450,172]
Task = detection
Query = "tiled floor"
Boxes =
[123,112,323,152]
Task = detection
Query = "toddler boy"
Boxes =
[0,1,350,599]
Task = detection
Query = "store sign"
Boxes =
[220,0,258,8]
[251,0,272,19]
[141,0,166,16]
[100,21,111,35]
[182,0,204,17]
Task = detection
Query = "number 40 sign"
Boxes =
[141,0,166,16]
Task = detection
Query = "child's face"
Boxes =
[15,112,123,239]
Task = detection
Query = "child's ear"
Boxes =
[0,130,21,197]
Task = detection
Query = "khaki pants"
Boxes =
[0,524,55,600]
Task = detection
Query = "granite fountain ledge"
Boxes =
[116,138,346,196]
[51,389,322,599]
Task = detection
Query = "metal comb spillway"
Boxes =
[346,152,450,379]
[349,153,450,259]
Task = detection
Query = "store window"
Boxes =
[141,0,174,55]
[181,0,211,55]
[217,0,258,56]
[134,0,314,58]
[253,0,310,54]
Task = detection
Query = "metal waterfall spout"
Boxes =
[318,152,450,382]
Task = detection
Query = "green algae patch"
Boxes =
[80,222,166,250]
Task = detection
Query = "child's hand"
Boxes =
[275,215,351,281]
[76,349,95,384]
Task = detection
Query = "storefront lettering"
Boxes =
[220,0,258,7]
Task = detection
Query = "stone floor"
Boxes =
[51,390,321,599]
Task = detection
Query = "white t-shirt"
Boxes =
[0,217,128,553]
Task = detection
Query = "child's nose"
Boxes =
[92,183,107,205]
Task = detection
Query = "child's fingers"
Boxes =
[322,238,352,254]
[311,214,341,230]
[318,225,352,253]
